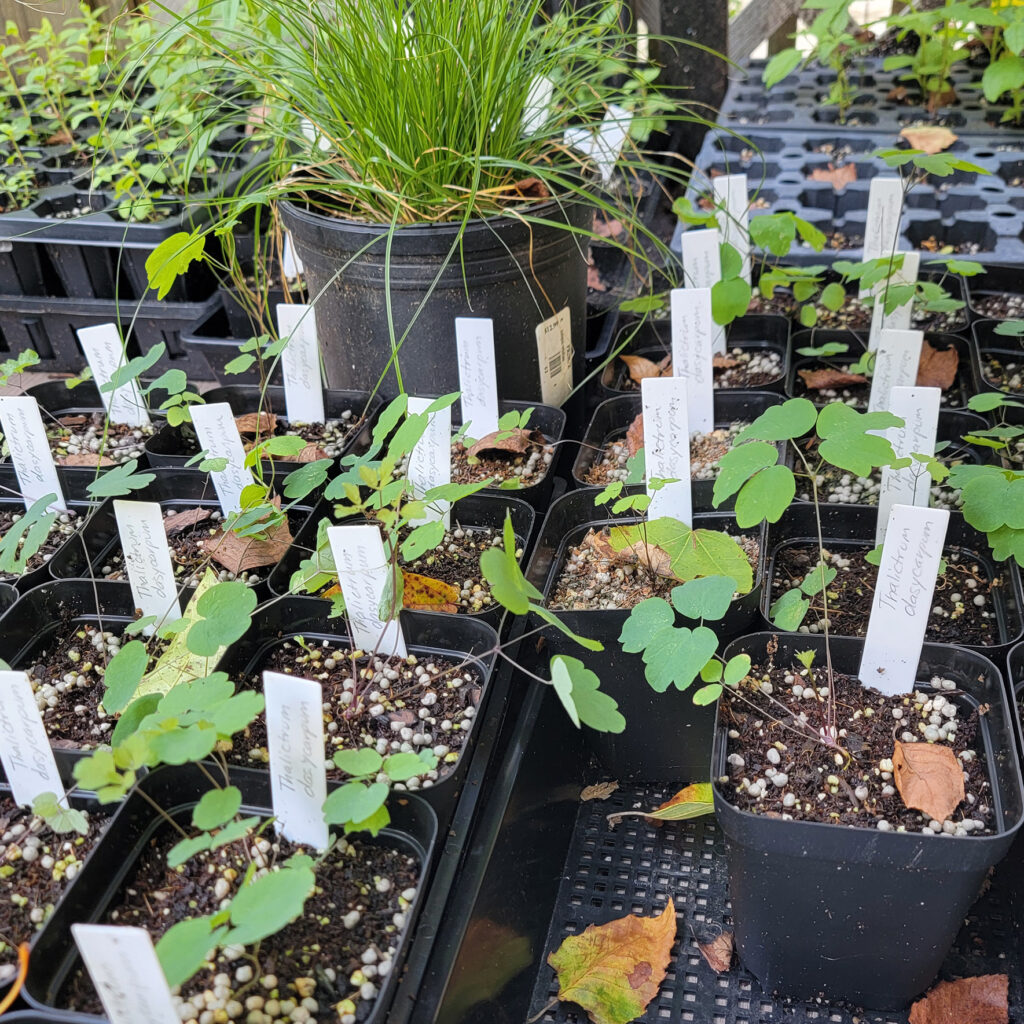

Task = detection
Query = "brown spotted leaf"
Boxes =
[401,571,460,613]
[60,453,115,467]
[466,427,541,459]
[908,974,1008,1024]
[581,781,620,802]
[163,508,213,537]
[206,499,293,574]
[621,354,670,383]
[798,368,867,390]
[697,932,734,974]
[234,411,276,436]
[917,341,958,390]
[892,739,965,823]
[809,162,857,191]
[547,899,676,1024]
[626,413,645,457]
[900,124,958,154]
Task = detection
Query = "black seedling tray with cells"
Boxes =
[717,58,1024,136]
[972,318,1024,398]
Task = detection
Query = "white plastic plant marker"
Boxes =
[407,397,452,529]
[522,74,554,135]
[861,178,904,296]
[876,386,941,546]
[455,317,500,438]
[0,670,65,808]
[276,303,325,424]
[868,251,920,350]
[189,403,255,515]
[713,173,751,284]
[113,500,182,632]
[281,230,304,278]
[536,306,573,407]
[680,228,727,353]
[591,104,632,182]
[641,376,692,525]
[867,328,923,413]
[0,396,67,511]
[670,287,715,432]
[72,924,180,1024]
[263,670,330,850]
[860,503,950,695]
[75,323,151,428]
[326,524,407,658]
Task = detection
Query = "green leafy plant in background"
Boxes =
[980,2,1024,122]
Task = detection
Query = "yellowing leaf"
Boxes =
[548,900,676,1024]
[892,740,965,822]
[607,783,715,827]
[402,571,460,613]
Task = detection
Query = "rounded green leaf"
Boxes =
[333,748,384,777]
[700,659,723,683]
[101,640,150,714]
[734,464,795,528]
[769,588,810,631]
[323,781,389,827]
[735,398,816,443]
[820,282,846,312]
[383,751,436,781]
[224,860,316,946]
[192,786,242,830]
[619,597,675,653]
[550,656,625,734]
[723,654,751,687]
[670,575,737,621]
[156,916,227,989]
[712,441,779,507]
[692,683,723,706]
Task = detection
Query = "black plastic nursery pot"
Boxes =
[520,487,766,781]
[966,264,1024,321]
[216,600,499,827]
[972,317,1024,398]
[713,632,1024,1009]
[598,313,791,397]
[763,503,1024,660]
[265,492,535,630]
[23,763,437,1024]
[179,301,285,387]
[572,390,784,509]
[279,196,590,403]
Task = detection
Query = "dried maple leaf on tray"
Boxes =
[234,411,276,436]
[917,341,958,390]
[626,412,644,456]
[900,126,958,154]
[163,508,213,537]
[466,427,543,458]
[620,353,670,383]
[809,162,857,191]
[698,932,734,974]
[892,739,965,822]
[798,368,868,390]
[908,974,1008,1024]
[207,499,293,574]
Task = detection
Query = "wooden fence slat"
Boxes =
[729,0,804,62]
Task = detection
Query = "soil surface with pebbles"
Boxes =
[64,823,418,1024]
[721,665,994,835]
[794,360,964,409]
[42,414,152,466]
[549,527,760,610]
[0,799,108,984]
[973,293,1024,319]
[173,413,360,460]
[981,353,1024,393]
[0,508,80,583]
[808,295,967,334]
[450,436,554,489]
[611,347,785,391]
[771,545,1004,645]
[232,641,482,789]
[583,422,746,486]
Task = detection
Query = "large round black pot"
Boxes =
[280,196,590,402]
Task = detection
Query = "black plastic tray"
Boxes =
[181,301,285,386]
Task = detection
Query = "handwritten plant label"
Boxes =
[536,306,573,407]
[641,376,692,525]
[713,174,751,284]
[592,104,632,181]
[326,524,407,657]
[522,74,554,135]
[0,670,65,808]
[76,323,151,428]
[860,504,950,695]
[263,670,330,849]
[867,328,923,413]
[876,386,941,546]
[113,500,182,631]
[407,396,452,528]
[869,251,920,349]
[0,396,67,511]
[281,230,304,278]
[861,178,904,296]
[680,228,726,353]
[72,925,180,1024]
[670,287,715,432]
[189,402,255,515]
[455,317,500,438]
[276,303,326,424]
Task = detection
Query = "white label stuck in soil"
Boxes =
[876,386,941,546]
[867,328,923,414]
[114,500,182,631]
[713,174,751,284]
[281,230,304,278]
[75,323,151,428]
[522,74,554,135]
[277,303,325,424]
[407,396,452,528]
[869,251,920,349]
[455,317,500,439]
[680,228,727,354]
[670,287,715,432]
[861,178,904,296]
[860,503,950,695]
[327,524,407,657]
[263,670,330,850]
[0,396,67,512]
[189,403,256,516]
[641,376,692,525]
[0,670,66,808]
[72,924,180,1024]
[591,104,632,182]
[536,306,573,407]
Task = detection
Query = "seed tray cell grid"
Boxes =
[526,782,1024,1024]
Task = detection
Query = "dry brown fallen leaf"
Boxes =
[593,215,625,239]
[164,508,213,537]
[57,415,89,426]
[587,261,608,293]
[621,540,677,579]
[901,124,958,154]
[712,353,740,369]
[908,974,1008,1024]
[892,739,965,822]
[917,341,958,390]
[46,128,73,145]
[809,162,857,191]
[626,412,645,457]
[926,86,957,114]
[582,528,619,563]
[581,781,619,802]
[466,427,541,459]
[620,353,671,383]
[798,368,867,390]
[510,176,550,200]
[294,442,329,462]
[887,85,909,102]
[206,499,293,574]
[234,411,276,436]
[60,453,115,467]
[697,932,734,974]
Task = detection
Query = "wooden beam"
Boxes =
[729,0,804,63]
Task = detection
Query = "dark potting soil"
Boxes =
[231,640,482,787]
[450,436,554,489]
[721,662,994,835]
[0,798,108,984]
[973,293,1024,320]
[794,354,965,408]
[771,544,1004,645]
[548,526,760,611]
[45,414,153,467]
[0,508,81,583]
[919,235,983,256]
[981,354,1024,393]
[613,347,785,391]
[809,295,967,334]
[176,412,361,461]
[63,822,419,1023]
